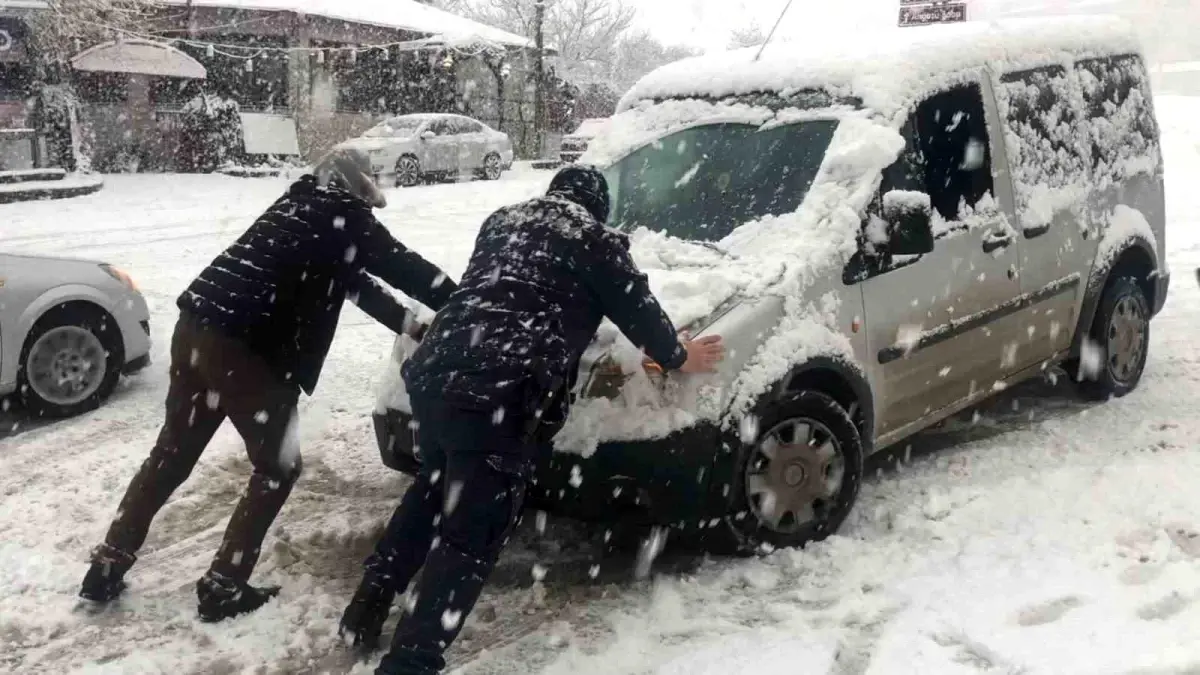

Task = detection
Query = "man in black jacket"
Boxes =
[78,148,457,623]
[339,166,724,674]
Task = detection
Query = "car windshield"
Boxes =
[602,119,839,242]
[363,118,425,138]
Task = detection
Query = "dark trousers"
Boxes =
[369,396,531,675]
[101,313,302,582]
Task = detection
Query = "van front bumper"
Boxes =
[373,408,731,529]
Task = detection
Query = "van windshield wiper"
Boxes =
[692,240,730,256]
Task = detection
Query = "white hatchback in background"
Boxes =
[0,254,151,418]
[335,113,515,188]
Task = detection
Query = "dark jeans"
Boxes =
[369,395,532,675]
[101,313,302,582]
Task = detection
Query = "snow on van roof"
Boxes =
[618,15,1142,117]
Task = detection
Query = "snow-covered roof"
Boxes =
[620,15,1143,117]
[163,0,533,49]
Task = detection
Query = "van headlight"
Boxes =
[100,263,138,291]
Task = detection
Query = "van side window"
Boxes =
[877,83,995,228]
[995,65,1086,224]
[908,83,995,226]
[1075,54,1159,180]
[846,83,995,283]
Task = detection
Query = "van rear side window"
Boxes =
[996,65,1088,225]
[1075,54,1159,180]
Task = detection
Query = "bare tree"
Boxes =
[26,0,156,68]
[445,0,635,86]
[608,30,698,93]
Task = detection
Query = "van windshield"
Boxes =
[602,120,839,242]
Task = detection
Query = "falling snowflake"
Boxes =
[441,609,463,630]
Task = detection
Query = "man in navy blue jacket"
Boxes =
[80,148,456,623]
[341,166,725,674]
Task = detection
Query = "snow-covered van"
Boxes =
[374,15,1169,555]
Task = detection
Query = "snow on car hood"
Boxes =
[553,116,904,456]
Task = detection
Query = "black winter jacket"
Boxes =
[178,175,456,395]
[402,195,687,437]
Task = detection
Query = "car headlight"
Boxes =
[100,263,138,291]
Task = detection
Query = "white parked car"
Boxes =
[560,117,611,164]
[0,253,151,418]
[336,113,515,187]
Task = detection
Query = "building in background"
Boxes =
[0,0,559,173]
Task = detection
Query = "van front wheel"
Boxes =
[718,390,863,554]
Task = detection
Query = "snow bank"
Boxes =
[619,16,1140,121]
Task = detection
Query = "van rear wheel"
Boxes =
[714,391,863,555]
[1074,275,1150,400]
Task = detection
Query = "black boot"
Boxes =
[377,543,493,675]
[339,572,395,651]
[196,570,280,623]
[79,543,137,603]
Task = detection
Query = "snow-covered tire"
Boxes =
[1073,275,1150,401]
[481,153,503,181]
[18,303,124,419]
[394,156,421,188]
[713,390,863,555]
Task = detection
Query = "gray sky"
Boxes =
[634,0,783,50]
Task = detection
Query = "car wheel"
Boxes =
[394,156,421,188]
[715,390,863,555]
[482,153,503,181]
[1074,275,1150,400]
[18,303,124,419]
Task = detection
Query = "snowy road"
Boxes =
[4,98,1200,674]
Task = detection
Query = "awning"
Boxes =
[70,39,207,79]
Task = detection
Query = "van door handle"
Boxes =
[1024,224,1051,238]
[982,230,1013,253]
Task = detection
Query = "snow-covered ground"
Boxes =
[4,98,1200,674]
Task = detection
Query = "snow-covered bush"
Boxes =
[178,93,244,172]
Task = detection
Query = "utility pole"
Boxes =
[533,0,546,159]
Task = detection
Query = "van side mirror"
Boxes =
[881,190,934,255]
[421,130,437,140]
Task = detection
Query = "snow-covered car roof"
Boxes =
[159,0,533,49]
[619,15,1142,118]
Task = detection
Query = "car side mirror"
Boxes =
[421,130,437,140]
[881,190,934,256]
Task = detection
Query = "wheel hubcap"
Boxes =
[745,418,845,534]
[485,156,500,179]
[27,326,107,406]
[1107,294,1147,385]
[398,160,418,186]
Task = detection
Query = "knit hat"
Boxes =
[546,165,611,224]
[314,147,387,209]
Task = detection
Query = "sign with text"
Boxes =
[899,2,967,26]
